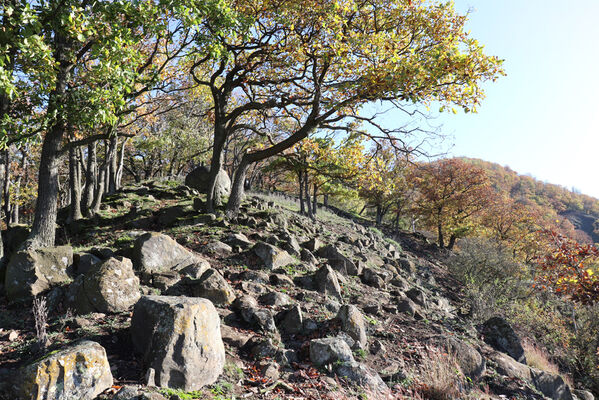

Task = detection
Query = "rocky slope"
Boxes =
[0,181,594,400]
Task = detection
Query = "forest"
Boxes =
[1,1,599,400]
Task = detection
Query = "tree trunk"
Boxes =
[298,171,305,215]
[92,165,106,215]
[108,136,118,194]
[29,34,73,247]
[376,204,383,226]
[116,138,126,190]
[206,131,226,211]
[304,171,312,218]
[312,184,318,216]
[68,146,82,222]
[0,150,5,261]
[437,221,444,248]
[82,141,97,217]
[11,150,26,225]
[2,149,10,228]
[447,234,457,250]
[226,157,251,217]
[324,194,329,207]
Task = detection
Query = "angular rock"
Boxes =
[490,352,532,381]
[67,257,141,314]
[131,296,225,390]
[396,297,418,317]
[446,337,485,380]
[16,340,113,400]
[225,233,253,249]
[73,253,102,276]
[233,295,277,333]
[302,238,323,252]
[204,241,233,255]
[334,361,388,393]
[300,248,318,265]
[185,166,231,202]
[5,246,73,301]
[133,232,209,281]
[573,389,594,400]
[317,244,359,276]
[531,369,573,400]
[167,269,235,306]
[314,265,342,299]
[253,242,295,270]
[259,291,292,307]
[278,305,303,335]
[362,268,386,288]
[310,337,354,366]
[405,287,427,308]
[337,305,367,350]
[482,316,526,364]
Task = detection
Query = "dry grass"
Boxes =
[522,339,573,387]
[406,345,465,400]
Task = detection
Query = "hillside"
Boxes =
[0,181,594,399]
[465,158,599,243]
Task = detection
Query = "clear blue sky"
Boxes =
[384,1,599,198]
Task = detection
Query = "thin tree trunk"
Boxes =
[11,150,26,225]
[298,171,305,215]
[0,149,5,261]
[2,149,10,228]
[312,184,318,216]
[206,132,226,211]
[116,138,126,190]
[376,204,383,226]
[68,146,82,222]
[447,234,457,250]
[82,141,97,216]
[305,171,312,218]
[324,194,329,207]
[108,136,118,194]
[437,221,444,248]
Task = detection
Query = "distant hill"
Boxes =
[463,158,599,243]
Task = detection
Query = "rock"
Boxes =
[573,389,594,400]
[531,369,574,400]
[337,305,367,350]
[233,296,277,333]
[203,241,233,255]
[314,265,342,299]
[239,270,270,284]
[269,273,294,287]
[185,165,231,203]
[240,281,268,296]
[113,386,169,400]
[150,271,181,291]
[398,257,416,274]
[259,361,280,381]
[379,362,407,383]
[300,248,318,265]
[282,233,301,256]
[490,352,532,381]
[220,325,252,348]
[370,340,386,355]
[362,268,386,288]
[482,316,526,364]
[8,330,18,342]
[16,340,113,400]
[5,246,73,301]
[259,291,292,307]
[278,305,303,334]
[317,245,359,276]
[157,205,187,227]
[73,253,102,276]
[252,242,295,270]
[167,269,235,306]
[225,233,253,249]
[396,297,418,317]
[133,232,209,281]
[310,337,354,366]
[303,238,323,252]
[67,257,141,314]
[446,337,485,380]
[405,287,427,307]
[334,361,388,393]
[131,295,225,390]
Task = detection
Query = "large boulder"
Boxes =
[445,337,485,380]
[531,369,574,400]
[337,305,367,350]
[67,257,141,314]
[310,337,354,366]
[185,165,231,202]
[482,316,526,364]
[5,246,73,301]
[334,361,388,393]
[317,244,359,276]
[252,242,295,270]
[133,232,209,283]
[314,265,342,299]
[131,295,225,390]
[16,340,113,400]
[166,268,236,306]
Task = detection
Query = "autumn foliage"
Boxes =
[536,231,599,305]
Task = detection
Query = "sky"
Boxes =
[382,1,599,198]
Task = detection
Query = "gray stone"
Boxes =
[259,291,292,307]
[233,295,277,333]
[405,287,427,307]
[531,369,573,400]
[446,337,485,380]
[279,305,303,334]
[133,233,209,281]
[203,241,233,255]
[185,166,231,204]
[362,268,386,288]
[314,265,342,299]
[303,238,323,252]
[67,257,140,314]
[334,361,388,393]
[5,246,73,301]
[131,295,225,390]
[396,297,418,317]
[573,389,594,400]
[16,340,113,400]
[490,352,532,381]
[168,269,235,306]
[310,337,354,366]
[300,248,318,265]
[73,253,102,276]
[253,242,295,270]
[317,244,359,276]
[482,316,526,364]
[337,305,367,350]
[225,233,253,249]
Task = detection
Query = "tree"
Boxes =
[411,158,491,249]
[536,231,599,305]
[187,0,504,215]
